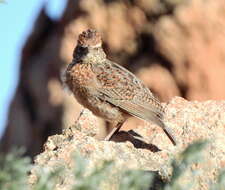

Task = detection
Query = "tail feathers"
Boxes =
[162,127,176,146]
[146,114,177,146]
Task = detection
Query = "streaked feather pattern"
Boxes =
[92,60,176,145]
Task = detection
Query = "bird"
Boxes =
[62,29,176,145]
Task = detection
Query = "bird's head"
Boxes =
[73,29,105,62]
[77,29,102,48]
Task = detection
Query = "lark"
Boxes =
[63,29,176,145]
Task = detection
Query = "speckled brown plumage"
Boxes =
[63,29,176,145]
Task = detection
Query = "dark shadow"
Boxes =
[110,131,161,152]
[127,130,143,138]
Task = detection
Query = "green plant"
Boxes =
[32,167,63,190]
[0,149,31,190]
[71,153,113,190]
[210,170,225,190]
[165,141,208,190]
[119,170,153,190]
[0,141,224,190]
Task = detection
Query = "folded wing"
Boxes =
[93,61,176,145]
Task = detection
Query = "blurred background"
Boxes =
[0,0,225,158]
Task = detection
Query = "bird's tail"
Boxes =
[162,126,177,146]
[147,113,177,146]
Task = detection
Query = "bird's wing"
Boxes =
[96,88,177,145]
[96,87,164,126]
[92,60,165,126]
[92,60,176,145]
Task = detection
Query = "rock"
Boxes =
[29,97,225,190]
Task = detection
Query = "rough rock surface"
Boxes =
[2,0,225,157]
[30,97,225,190]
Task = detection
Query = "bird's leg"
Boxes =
[104,122,123,141]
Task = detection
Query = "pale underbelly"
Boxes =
[74,89,125,123]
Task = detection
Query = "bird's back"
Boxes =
[92,60,165,120]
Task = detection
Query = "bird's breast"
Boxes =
[66,63,96,90]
